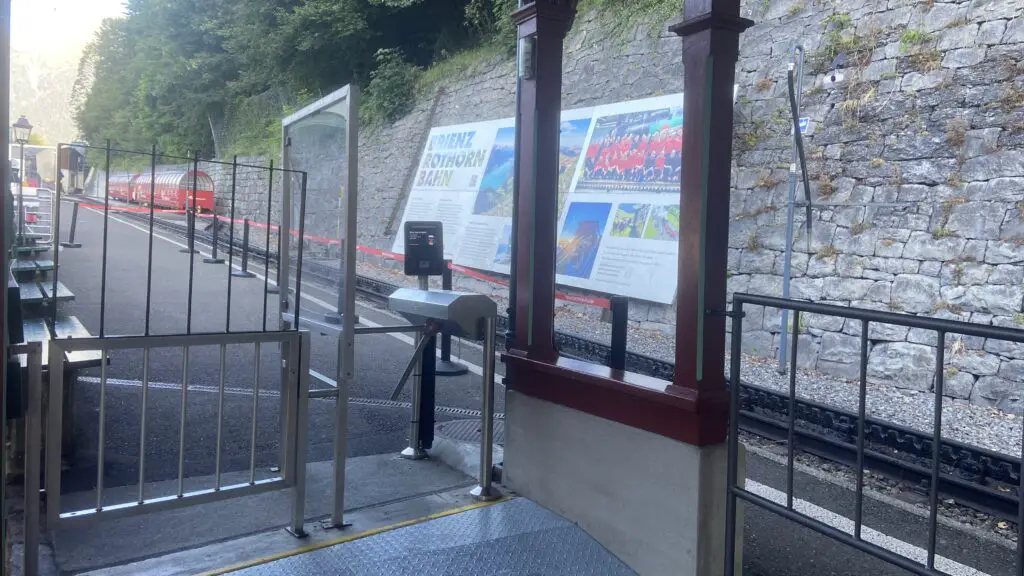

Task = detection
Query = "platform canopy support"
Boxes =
[502,1,751,574]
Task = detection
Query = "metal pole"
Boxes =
[609,296,628,371]
[400,276,430,460]
[388,328,436,401]
[470,317,501,502]
[50,144,62,328]
[293,173,307,328]
[60,200,81,247]
[204,216,224,264]
[724,300,744,576]
[144,145,156,336]
[100,141,111,337]
[232,219,255,278]
[289,331,311,538]
[22,341,42,576]
[437,261,468,376]
[185,154,199,334]
[138,349,150,503]
[262,161,274,324]
[18,141,24,243]
[331,86,359,528]
[778,44,805,374]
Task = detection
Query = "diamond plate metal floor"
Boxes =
[227,498,636,575]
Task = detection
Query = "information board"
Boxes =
[392,93,683,304]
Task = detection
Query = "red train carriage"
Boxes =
[108,173,139,203]
[134,170,215,212]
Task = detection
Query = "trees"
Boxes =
[73,0,516,157]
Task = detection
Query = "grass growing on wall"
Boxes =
[577,0,682,40]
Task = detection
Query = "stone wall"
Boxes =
[199,0,1023,409]
[728,0,1024,410]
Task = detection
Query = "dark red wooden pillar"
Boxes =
[510,0,576,362]
[668,4,752,409]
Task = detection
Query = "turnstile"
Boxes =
[388,288,501,501]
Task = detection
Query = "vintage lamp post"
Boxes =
[11,114,31,244]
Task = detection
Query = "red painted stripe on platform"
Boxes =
[84,202,610,309]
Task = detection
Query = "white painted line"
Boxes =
[745,479,991,576]
[79,376,279,398]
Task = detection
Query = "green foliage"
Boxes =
[900,29,933,51]
[74,0,509,156]
[362,49,422,127]
[27,133,47,145]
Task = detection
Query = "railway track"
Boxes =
[102,206,1024,520]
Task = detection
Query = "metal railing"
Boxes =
[14,341,43,576]
[42,330,311,535]
[725,293,1024,576]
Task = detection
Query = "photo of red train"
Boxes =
[106,169,215,212]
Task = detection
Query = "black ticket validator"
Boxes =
[400,221,444,454]
[403,221,445,277]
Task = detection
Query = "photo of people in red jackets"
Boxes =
[578,107,683,193]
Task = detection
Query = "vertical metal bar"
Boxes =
[64,200,79,246]
[279,336,294,479]
[778,46,806,375]
[262,161,274,332]
[138,349,150,503]
[609,296,628,370]
[440,263,454,362]
[855,319,868,540]
[241,220,250,272]
[18,142,24,242]
[331,332,351,527]
[225,156,238,331]
[96,349,108,510]
[100,140,111,337]
[45,344,65,527]
[293,173,308,330]
[278,126,292,331]
[50,144,62,332]
[400,276,430,459]
[215,343,226,489]
[23,341,42,576]
[724,300,744,576]
[288,332,310,537]
[177,348,189,497]
[145,145,157,336]
[928,330,946,570]
[787,309,800,509]
[471,317,501,502]
[250,341,261,484]
[186,153,199,334]
[333,88,358,525]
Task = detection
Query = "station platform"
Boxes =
[8,201,1015,576]
[209,498,634,576]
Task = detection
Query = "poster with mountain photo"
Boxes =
[392,93,683,304]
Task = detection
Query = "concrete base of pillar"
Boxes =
[503,389,743,576]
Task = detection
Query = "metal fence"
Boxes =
[42,330,311,533]
[725,293,1024,576]
[14,186,54,246]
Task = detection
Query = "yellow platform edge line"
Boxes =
[196,496,511,576]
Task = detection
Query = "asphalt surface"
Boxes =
[51,202,502,505]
